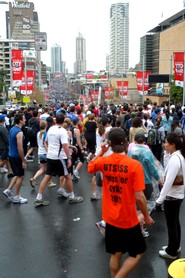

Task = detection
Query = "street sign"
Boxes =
[34,32,47,51]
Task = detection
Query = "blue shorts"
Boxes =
[0,148,9,161]
[38,154,47,164]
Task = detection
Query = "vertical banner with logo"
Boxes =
[173,52,184,87]
[90,90,98,102]
[12,50,23,87]
[136,71,151,95]
[104,87,114,100]
[20,70,35,95]
[117,81,128,99]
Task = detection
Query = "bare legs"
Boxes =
[110,252,143,278]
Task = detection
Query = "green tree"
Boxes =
[0,69,8,104]
[170,80,183,104]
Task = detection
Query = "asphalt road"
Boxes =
[0,159,184,278]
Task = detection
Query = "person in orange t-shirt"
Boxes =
[88,127,154,278]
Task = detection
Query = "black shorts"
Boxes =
[29,135,38,148]
[9,157,24,177]
[72,147,85,165]
[0,148,9,161]
[105,223,146,257]
[45,158,64,177]
[61,159,72,176]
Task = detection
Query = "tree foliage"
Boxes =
[170,80,183,104]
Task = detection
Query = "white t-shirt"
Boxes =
[40,113,49,121]
[46,125,68,160]
[37,131,47,155]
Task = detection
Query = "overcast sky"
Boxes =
[0,0,184,72]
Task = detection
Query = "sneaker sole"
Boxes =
[57,193,69,198]
[12,201,28,204]
[34,201,50,207]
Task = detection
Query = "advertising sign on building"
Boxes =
[22,17,30,32]
[34,32,47,51]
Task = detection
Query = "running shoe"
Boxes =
[35,199,50,207]
[69,195,83,204]
[3,189,13,200]
[159,250,177,259]
[90,192,102,201]
[0,167,8,173]
[73,170,80,179]
[72,175,78,181]
[141,228,149,238]
[47,182,57,188]
[57,188,69,198]
[95,221,105,236]
[12,196,28,204]
[30,178,36,188]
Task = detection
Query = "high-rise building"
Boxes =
[0,0,41,88]
[140,34,153,72]
[74,32,86,74]
[51,43,62,73]
[109,1,129,75]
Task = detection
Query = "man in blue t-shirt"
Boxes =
[3,113,28,204]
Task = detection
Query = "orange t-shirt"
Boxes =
[88,153,145,229]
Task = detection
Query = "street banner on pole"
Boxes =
[20,70,35,95]
[136,71,151,95]
[104,87,114,100]
[173,52,184,87]
[117,81,128,99]
[12,49,23,86]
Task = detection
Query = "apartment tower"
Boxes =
[51,43,62,73]
[109,1,129,75]
[74,32,86,74]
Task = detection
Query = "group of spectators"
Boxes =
[0,100,185,277]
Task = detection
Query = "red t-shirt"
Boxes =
[88,153,145,229]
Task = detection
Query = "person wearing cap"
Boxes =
[88,127,154,278]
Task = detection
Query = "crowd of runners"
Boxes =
[0,100,185,277]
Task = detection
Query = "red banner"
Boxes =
[12,50,23,86]
[20,70,35,95]
[104,87,114,99]
[173,52,184,87]
[90,90,98,102]
[136,71,151,95]
[116,81,128,99]
[86,74,94,79]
